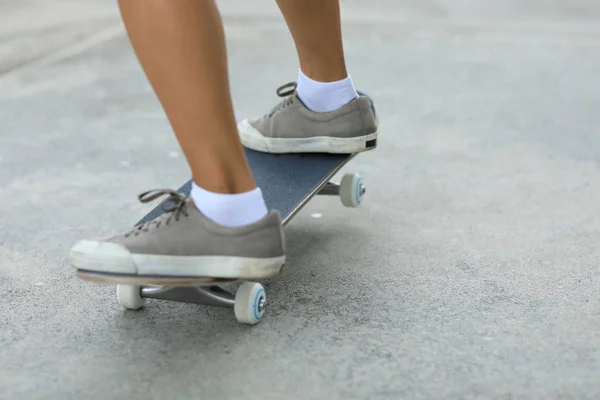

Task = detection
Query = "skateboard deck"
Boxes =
[76,148,356,286]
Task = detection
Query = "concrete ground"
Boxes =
[1,1,599,399]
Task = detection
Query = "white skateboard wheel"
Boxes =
[234,282,266,325]
[340,172,365,208]
[116,285,146,310]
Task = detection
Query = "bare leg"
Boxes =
[275,0,349,82]
[118,0,254,194]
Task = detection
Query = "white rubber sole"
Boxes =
[69,240,285,280]
[238,119,377,154]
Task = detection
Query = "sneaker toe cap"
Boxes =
[69,240,137,274]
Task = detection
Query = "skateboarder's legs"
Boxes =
[69,0,378,280]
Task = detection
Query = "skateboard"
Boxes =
[79,148,367,324]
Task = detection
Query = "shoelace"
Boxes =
[125,189,189,237]
[267,82,298,117]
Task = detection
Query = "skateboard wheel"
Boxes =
[340,173,365,208]
[234,282,266,325]
[116,285,146,310]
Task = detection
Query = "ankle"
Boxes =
[299,61,348,83]
[192,176,256,195]
[191,183,268,227]
[191,157,256,195]
[296,68,358,113]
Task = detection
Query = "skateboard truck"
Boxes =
[115,172,365,325]
[141,285,235,308]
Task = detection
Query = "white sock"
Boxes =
[296,69,359,113]
[191,183,268,227]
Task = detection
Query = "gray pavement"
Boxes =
[1,1,600,399]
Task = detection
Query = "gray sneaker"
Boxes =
[69,190,286,283]
[238,82,379,154]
